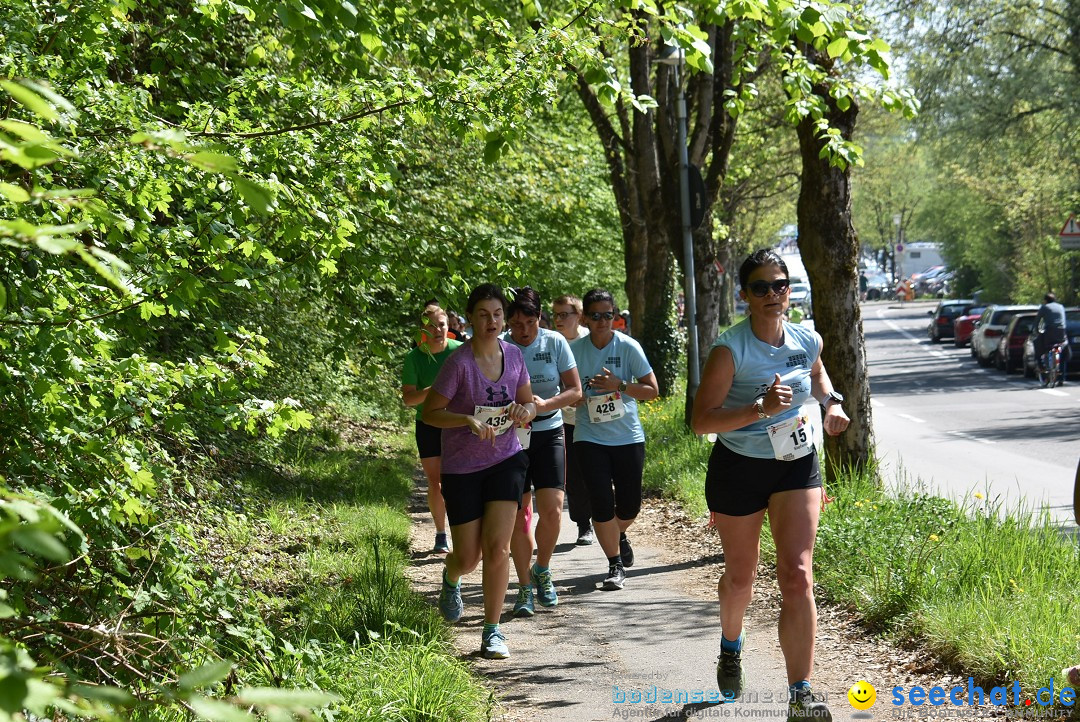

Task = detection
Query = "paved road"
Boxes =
[862,301,1079,526]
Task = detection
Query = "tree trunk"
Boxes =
[794,52,875,481]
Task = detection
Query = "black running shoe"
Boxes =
[576,524,595,546]
[787,686,832,722]
[619,534,634,568]
[602,563,625,590]
[716,648,744,700]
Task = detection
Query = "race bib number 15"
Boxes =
[765,413,813,461]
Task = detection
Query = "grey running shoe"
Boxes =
[787,686,832,722]
[433,534,450,554]
[438,580,463,623]
[481,627,510,659]
[716,648,744,700]
[619,533,635,567]
[531,566,558,607]
[576,524,596,545]
[602,563,625,590]
[512,585,535,617]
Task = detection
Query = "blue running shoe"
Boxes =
[481,627,510,659]
[513,585,535,617]
[531,566,558,607]
[438,579,463,623]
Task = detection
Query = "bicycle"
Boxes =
[1037,342,1065,388]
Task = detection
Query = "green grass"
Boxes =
[640,388,1080,695]
[217,419,492,722]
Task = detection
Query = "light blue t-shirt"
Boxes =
[570,331,653,446]
[502,328,577,433]
[713,318,821,459]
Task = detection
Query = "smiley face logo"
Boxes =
[848,680,877,711]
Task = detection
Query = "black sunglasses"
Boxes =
[554,311,578,320]
[589,311,615,321]
[747,279,790,297]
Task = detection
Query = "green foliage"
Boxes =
[813,473,1080,692]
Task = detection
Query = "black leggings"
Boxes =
[575,441,645,523]
[563,425,592,524]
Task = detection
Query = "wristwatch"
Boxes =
[753,396,770,419]
[618,381,627,393]
[823,390,844,408]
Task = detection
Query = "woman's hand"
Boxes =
[590,366,621,393]
[506,401,534,424]
[762,373,792,416]
[467,415,498,445]
[822,403,850,436]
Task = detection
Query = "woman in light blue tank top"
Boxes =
[691,250,851,717]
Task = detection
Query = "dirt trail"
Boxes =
[405,479,997,722]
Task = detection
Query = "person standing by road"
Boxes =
[691,249,850,722]
[423,284,536,659]
[401,304,463,553]
[1034,292,1069,373]
[553,294,595,545]
[571,289,659,591]
[503,287,582,617]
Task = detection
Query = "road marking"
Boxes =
[875,309,957,360]
[870,398,885,407]
[946,430,995,445]
[1038,388,1069,397]
[897,413,926,424]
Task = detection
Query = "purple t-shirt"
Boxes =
[431,340,531,474]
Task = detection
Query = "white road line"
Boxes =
[896,413,926,424]
[1038,388,1069,397]
[875,308,956,360]
[945,430,995,445]
[870,398,885,407]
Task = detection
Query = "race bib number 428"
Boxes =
[587,392,625,424]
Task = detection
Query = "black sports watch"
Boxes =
[618,380,627,393]
[823,391,844,408]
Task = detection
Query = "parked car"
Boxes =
[914,266,949,295]
[970,304,1040,367]
[953,306,987,347]
[1022,308,1080,378]
[864,273,892,300]
[789,282,812,318]
[995,313,1036,373]
[927,299,974,343]
[925,270,955,298]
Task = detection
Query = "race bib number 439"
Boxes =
[474,404,512,435]
[765,413,813,461]
[587,392,625,424]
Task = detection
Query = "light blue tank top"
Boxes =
[502,328,577,433]
[713,318,821,459]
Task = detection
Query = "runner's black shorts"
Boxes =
[414,419,442,459]
[705,440,821,516]
[575,441,645,523]
[524,426,566,492]
[442,451,529,526]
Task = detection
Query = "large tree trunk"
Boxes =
[794,53,874,480]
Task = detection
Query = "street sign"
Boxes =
[1060,214,1080,250]
[896,244,904,252]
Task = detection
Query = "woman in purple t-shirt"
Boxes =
[423,283,536,660]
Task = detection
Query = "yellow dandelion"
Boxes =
[929,534,939,542]
[974,492,985,500]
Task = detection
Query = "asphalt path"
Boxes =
[862,301,1079,527]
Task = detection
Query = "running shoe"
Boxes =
[716,648,744,700]
[619,533,635,568]
[787,686,832,722]
[513,585,535,617]
[576,524,596,546]
[481,627,510,659]
[438,579,463,623]
[531,565,558,607]
[602,563,625,590]
[433,533,450,554]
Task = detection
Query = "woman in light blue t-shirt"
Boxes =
[570,288,658,593]
[691,250,850,720]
